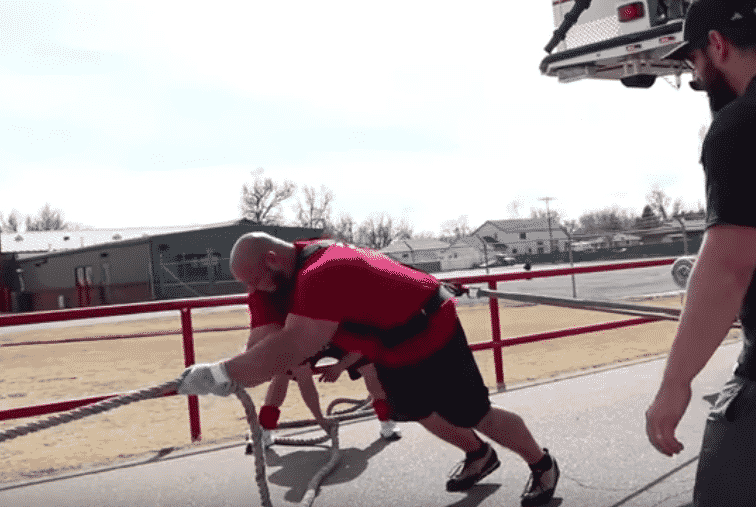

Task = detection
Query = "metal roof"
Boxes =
[0,225,204,254]
[379,239,451,254]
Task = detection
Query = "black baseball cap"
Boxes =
[663,0,756,61]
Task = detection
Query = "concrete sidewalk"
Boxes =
[0,342,741,507]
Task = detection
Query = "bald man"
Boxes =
[178,232,559,506]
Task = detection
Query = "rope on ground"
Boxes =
[232,385,273,507]
[299,423,340,507]
[326,396,372,416]
[0,379,343,507]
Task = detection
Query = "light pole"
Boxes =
[538,197,556,257]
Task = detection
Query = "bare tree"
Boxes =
[1,210,22,232]
[395,216,414,241]
[440,215,472,242]
[562,218,578,233]
[413,230,437,240]
[671,198,684,217]
[578,206,638,233]
[506,199,524,218]
[325,213,356,243]
[636,205,661,229]
[25,203,67,231]
[239,168,296,225]
[356,212,395,249]
[294,185,334,229]
[530,207,563,223]
[646,183,672,221]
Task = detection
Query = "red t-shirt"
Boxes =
[247,241,458,366]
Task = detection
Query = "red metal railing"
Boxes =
[0,257,677,442]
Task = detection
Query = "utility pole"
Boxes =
[538,197,557,255]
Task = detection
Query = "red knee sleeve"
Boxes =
[259,405,281,430]
[372,399,391,421]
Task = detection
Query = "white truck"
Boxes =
[541,0,693,88]
[541,1,699,287]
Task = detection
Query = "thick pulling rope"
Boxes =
[252,396,371,449]
[0,379,342,507]
[0,379,181,443]
[476,289,683,320]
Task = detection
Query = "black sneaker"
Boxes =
[521,449,559,507]
[446,442,501,492]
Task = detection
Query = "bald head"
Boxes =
[230,232,296,291]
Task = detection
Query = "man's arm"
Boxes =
[646,225,756,455]
[662,225,756,384]
[291,366,333,431]
[246,323,283,351]
[223,314,338,388]
[318,351,364,383]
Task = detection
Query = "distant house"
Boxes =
[637,219,707,244]
[472,218,569,255]
[440,236,485,271]
[379,239,450,273]
[610,233,641,248]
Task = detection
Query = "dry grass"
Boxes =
[0,297,740,483]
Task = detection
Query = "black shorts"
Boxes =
[375,319,491,428]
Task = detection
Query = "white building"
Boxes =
[440,236,485,271]
[379,239,450,272]
[472,218,569,255]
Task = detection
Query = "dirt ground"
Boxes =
[0,296,741,484]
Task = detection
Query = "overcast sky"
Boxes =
[0,0,713,236]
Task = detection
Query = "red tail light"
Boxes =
[618,2,645,22]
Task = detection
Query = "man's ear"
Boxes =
[707,29,730,64]
[264,250,278,270]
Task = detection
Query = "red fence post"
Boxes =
[180,307,201,442]
[488,280,506,391]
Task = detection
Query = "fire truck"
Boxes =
[541,0,693,88]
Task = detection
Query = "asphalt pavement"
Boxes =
[0,340,740,507]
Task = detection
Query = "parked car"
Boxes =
[496,255,517,266]
[477,254,517,268]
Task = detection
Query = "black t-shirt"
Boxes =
[701,76,756,379]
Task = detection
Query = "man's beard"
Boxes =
[269,269,295,308]
[701,57,739,114]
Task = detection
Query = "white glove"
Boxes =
[177,362,237,397]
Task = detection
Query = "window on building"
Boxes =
[520,233,526,240]
[537,241,544,246]
[512,248,518,254]
[537,247,545,254]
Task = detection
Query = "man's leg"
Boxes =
[419,412,484,452]
[475,406,545,464]
[693,377,756,507]
[359,363,401,440]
